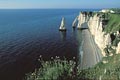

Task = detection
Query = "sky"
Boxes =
[0,0,120,9]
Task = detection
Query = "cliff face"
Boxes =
[77,12,88,29]
[88,14,111,56]
[77,12,119,56]
[77,12,120,56]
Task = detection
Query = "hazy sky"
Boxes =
[0,0,120,9]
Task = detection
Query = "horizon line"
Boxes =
[0,8,106,9]
[0,7,119,9]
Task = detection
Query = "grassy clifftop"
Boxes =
[105,14,120,33]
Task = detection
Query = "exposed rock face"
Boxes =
[116,42,120,54]
[105,34,111,47]
[77,12,120,56]
[59,17,66,31]
[78,12,112,56]
[88,14,112,56]
[72,16,78,28]
[77,12,88,29]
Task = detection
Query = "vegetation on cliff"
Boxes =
[79,54,120,80]
[24,57,77,80]
[25,54,120,80]
[105,14,120,33]
[104,12,120,54]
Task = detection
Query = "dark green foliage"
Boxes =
[25,57,77,80]
[113,37,120,46]
[25,54,120,80]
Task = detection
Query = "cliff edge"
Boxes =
[77,11,120,56]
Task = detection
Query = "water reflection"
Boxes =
[71,27,76,37]
[59,31,66,41]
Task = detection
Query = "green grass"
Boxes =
[24,57,77,80]
[104,14,120,33]
[103,13,120,47]
[25,54,120,80]
[79,54,120,80]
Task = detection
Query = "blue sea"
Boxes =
[0,9,100,80]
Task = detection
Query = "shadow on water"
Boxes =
[72,27,76,32]
[71,27,76,37]
[78,28,88,30]
[76,30,83,65]
[59,31,66,41]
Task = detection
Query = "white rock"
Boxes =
[102,60,108,64]
[109,53,113,56]
[116,42,120,54]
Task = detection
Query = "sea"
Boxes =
[0,9,100,80]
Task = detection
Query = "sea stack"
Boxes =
[59,17,66,31]
[72,16,78,28]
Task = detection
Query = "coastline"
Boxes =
[25,9,120,80]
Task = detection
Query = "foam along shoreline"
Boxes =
[79,23,103,69]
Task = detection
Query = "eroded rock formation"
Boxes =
[77,12,119,56]
[77,12,89,29]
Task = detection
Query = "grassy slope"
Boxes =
[105,14,120,33]
[24,58,77,80]
[25,54,120,80]
[79,54,120,80]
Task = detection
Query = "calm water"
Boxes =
[0,9,99,80]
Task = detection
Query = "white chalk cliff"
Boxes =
[77,12,88,29]
[72,16,78,27]
[88,14,112,56]
[59,17,66,31]
[116,42,120,54]
[77,12,120,56]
